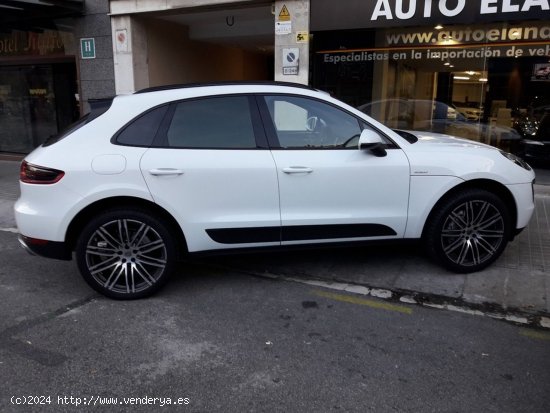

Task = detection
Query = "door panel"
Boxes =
[271,148,410,244]
[259,94,410,244]
[140,95,280,252]
[141,149,280,251]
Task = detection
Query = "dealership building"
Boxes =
[1,0,549,153]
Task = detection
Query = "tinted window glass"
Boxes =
[166,96,256,148]
[43,114,90,147]
[116,105,169,146]
[263,96,362,149]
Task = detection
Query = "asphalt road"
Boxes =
[1,230,549,412]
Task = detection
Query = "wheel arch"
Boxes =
[65,196,188,258]
[421,179,518,241]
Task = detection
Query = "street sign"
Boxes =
[282,48,299,75]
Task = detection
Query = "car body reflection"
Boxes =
[358,99,521,153]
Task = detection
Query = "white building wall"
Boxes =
[109,0,311,92]
[274,0,309,85]
[111,15,150,94]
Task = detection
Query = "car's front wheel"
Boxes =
[75,209,176,299]
[424,189,511,273]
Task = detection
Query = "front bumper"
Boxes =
[506,181,536,230]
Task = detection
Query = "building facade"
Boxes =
[108,0,550,153]
[1,0,549,154]
[310,0,550,152]
[0,0,114,154]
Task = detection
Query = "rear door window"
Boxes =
[163,96,258,149]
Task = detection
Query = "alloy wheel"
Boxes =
[440,200,505,267]
[84,219,168,294]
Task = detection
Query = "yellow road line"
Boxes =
[520,329,550,341]
[313,290,412,315]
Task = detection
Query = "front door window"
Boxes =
[263,95,363,149]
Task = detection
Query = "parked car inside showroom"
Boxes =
[453,103,483,122]
[16,82,535,299]
[517,110,550,165]
[535,66,550,80]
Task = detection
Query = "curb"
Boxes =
[208,263,550,330]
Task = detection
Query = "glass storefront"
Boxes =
[0,30,78,154]
[311,4,550,154]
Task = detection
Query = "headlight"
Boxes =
[499,150,532,171]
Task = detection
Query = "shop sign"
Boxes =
[321,44,550,65]
[0,30,68,57]
[312,0,550,30]
[318,20,550,67]
[382,22,550,48]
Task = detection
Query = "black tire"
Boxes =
[424,189,511,273]
[75,208,176,299]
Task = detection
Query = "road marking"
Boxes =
[520,329,550,341]
[313,290,413,315]
[0,227,18,233]
[202,264,550,329]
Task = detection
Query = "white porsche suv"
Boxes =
[16,82,535,299]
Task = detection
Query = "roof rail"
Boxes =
[134,81,316,94]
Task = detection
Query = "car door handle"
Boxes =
[282,166,314,174]
[148,168,184,176]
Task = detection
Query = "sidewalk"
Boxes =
[210,186,550,326]
[0,160,20,229]
[1,159,549,326]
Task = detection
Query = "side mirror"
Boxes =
[358,129,387,157]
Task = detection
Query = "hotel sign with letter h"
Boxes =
[80,38,96,59]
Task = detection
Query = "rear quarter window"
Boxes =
[115,105,169,147]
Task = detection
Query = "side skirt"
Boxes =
[206,223,397,245]
[186,238,419,259]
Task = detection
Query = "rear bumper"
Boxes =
[18,235,72,261]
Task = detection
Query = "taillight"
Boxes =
[20,161,65,184]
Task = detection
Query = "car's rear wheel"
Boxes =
[75,209,176,299]
[424,189,511,273]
